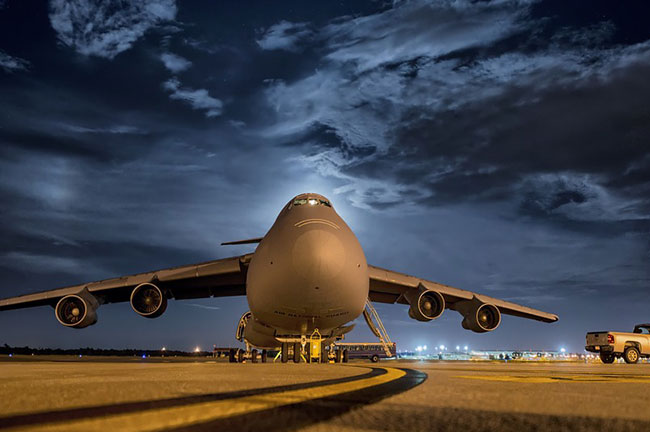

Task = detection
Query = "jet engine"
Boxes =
[404,284,445,322]
[454,297,501,333]
[55,289,99,328]
[130,283,167,318]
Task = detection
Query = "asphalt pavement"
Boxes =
[0,356,648,431]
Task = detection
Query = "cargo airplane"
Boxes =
[0,193,558,361]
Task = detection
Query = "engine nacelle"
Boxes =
[454,297,501,333]
[404,284,445,322]
[55,289,99,329]
[130,283,167,318]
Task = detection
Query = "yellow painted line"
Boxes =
[455,374,650,383]
[8,367,405,432]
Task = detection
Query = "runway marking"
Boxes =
[0,367,426,432]
[455,374,650,383]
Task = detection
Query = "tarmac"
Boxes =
[1,356,649,431]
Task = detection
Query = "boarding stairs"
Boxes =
[363,299,393,357]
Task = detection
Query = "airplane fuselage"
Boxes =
[245,194,368,345]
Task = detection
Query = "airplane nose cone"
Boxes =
[292,229,346,284]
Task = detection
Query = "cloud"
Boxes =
[162,78,223,117]
[160,52,192,73]
[1,251,105,277]
[519,173,650,223]
[256,20,313,52]
[182,303,220,311]
[321,0,534,72]
[260,0,650,227]
[48,0,177,59]
[0,50,30,72]
[62,124,147,134]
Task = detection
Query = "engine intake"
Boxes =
[405,284,445,322]
[130,283,167,318]
[55,289,99,329]
[454,298,501,333]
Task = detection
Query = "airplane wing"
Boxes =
[368,265,558,323]
[0,254,251,312]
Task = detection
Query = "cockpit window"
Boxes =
[291,197,331,208]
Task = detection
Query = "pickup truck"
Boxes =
[585,323,650,364]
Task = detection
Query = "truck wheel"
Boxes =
[251,349,258,363]
[261,350,267,363]
[371,354,379,363]
[624,346,640,364]
[599,352,615,364]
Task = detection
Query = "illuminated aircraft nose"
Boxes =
[291,228,346,286]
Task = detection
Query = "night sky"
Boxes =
[0,0,648,353]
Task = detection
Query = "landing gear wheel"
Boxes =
[293,342,301,363]
[237,348,245,363]
[281,343,288,363]
[261,350,267,363]
[600,352,615,364]
[228,348,236,363]
[624,346,640,364]
[342,349,349,363]
[371,354,379,363]
[251,349,258,363]
[321,344,328,363]
[336,348,342,363]
[305,343,311,363]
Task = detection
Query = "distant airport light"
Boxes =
[439,345,445,350]
[142,354,146,359]
[560,348,566,353]
[194,346,201,353]
[161,347,166,351]
[423,345,427,351]
[456,345,460,351]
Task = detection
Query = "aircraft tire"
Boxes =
[261,349,267,363]
[336,348,342,363]
[237,348,245,363]
[293,342,301,363]
[251,349,258,363]
[371,354,379,363]
[321,344,328,363]
[228,348,236,363]
[281,343,288,363]
[343,349,349,363]
[624,346,640,364]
